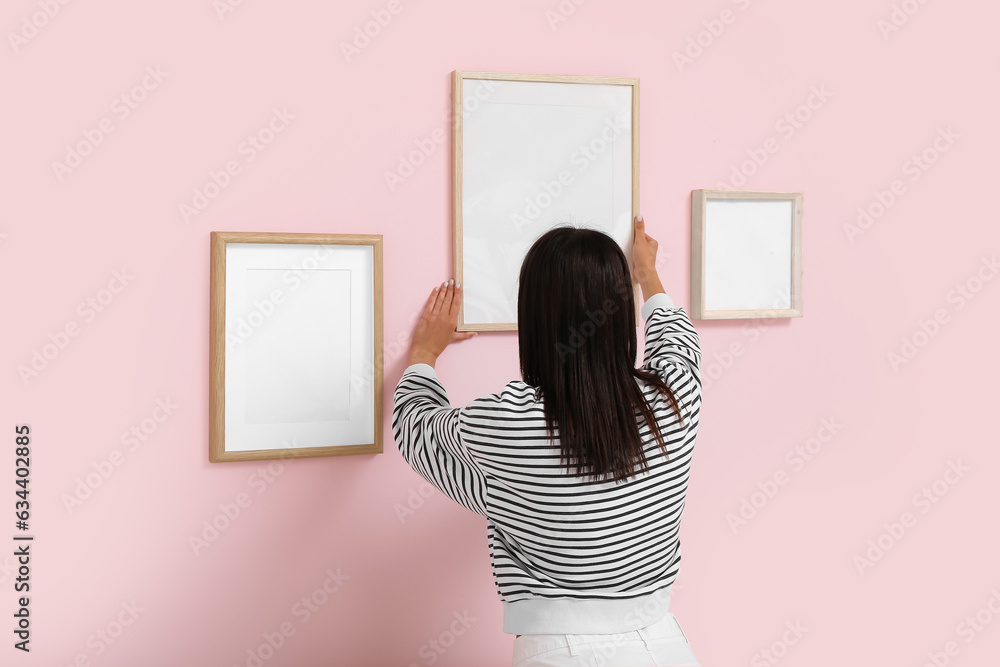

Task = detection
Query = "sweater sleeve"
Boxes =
[392,364,489,517]
[639,292,703,401]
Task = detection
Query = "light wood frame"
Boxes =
[690,189,803,320]
[452,70,641,331]
[209,231,383,462]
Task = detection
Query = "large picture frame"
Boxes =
[690,189,803,320]
[209,231,383,462]
[453,70,641,331]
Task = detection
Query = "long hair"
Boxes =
[517,226,685,484]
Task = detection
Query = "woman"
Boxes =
[393,215,702,666]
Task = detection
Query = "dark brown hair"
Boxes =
[517,226,685,483]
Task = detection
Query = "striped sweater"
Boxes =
[392,292,702,635]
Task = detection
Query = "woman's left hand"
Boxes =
[408,280,477,367]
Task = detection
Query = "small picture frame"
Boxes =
[690,190,803,320]
[453,70,641,331]
[209,232,383,462]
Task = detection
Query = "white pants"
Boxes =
[511,612,700,666]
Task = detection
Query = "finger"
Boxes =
[450,282,462,316]
[423,286,439,314]
[440,279,455,314]
[426,284,443,314]
[430,280,448,314]
[453,331,477,342]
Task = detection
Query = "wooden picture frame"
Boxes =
[453,70,641,331]
[690,190,803,320]
[209,232,383,462]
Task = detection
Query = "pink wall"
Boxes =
[3,0,999,665]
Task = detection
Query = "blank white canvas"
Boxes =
[244,268,351,424]
[461,78,633,325]
[704,199,793,311]
[224,243,375,453]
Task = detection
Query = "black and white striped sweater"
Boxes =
[392,292,702,635]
